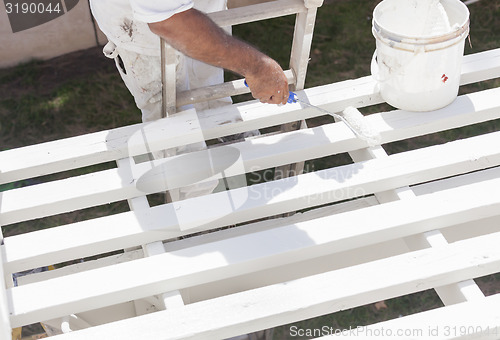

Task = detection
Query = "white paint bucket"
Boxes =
[371,0,470,111]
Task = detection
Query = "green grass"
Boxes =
[273,290,445,339]
[0,55,141,150]
[0,0,499,337]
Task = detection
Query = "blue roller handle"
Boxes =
[244,80,296,104]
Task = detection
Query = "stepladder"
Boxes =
[159,0,323,212]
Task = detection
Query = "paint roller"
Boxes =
[245,80,381,146]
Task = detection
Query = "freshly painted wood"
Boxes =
[0,253,12,340]
[117,157,186,313]
[0,108,203,185]
[344,109,486,306]
[289,8,317,90]
[274,1,319,198]
[7,174,500,327]
[12,196,379,286]
[460,48,500,85]
[2,47,500,338]
[161,40,177,117]
[3,86,500,226]
[1,49,498,186]
[29,231,500,339]
[1,49,497,186]
[4,131,500,273]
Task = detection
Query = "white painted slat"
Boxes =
[116,157,186,314]
[413,165,500,196]
[320,294,500,339]
[12,196,378,286]
[7,174,500,327]
[39,232,500,339]
[4,85,500,226]
[0,252,12,340]
[345,109,487,307]
[196,48,500,139]
[369,86,500,143]
[1,49,498,186]
[160,40,178,116]
[0,116,355,225]
[461,48,500,85]
[1,167,136,225]
[4,132,500,273]
[0,109,203,185]
[0,122,351,225]
[15,250,144,286]
[434,279,486,307]
[289,6,318,90]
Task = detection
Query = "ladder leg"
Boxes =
[273,4,320,212]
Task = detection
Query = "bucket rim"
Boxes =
[372,0,470,44]
[373,20,470,46]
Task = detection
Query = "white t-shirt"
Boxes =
[130,0,194,23]
[89,0,194,56]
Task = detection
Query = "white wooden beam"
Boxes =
[160,40,177,117]
[6,174,500,327]
[227,0,273,9]
[26,231,500,339]
[460,48,500,85]
[0,108,202,185]
[15,250,144,286]
[140,240,185,311]
[12,196,378,286]
[3,131,500,273]
[116,158,185,314]
[289,6,318,90]
[3,85,500,226]
[0,251,12,340]
[345,108,486,306]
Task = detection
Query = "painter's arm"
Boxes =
[148,8,289,105]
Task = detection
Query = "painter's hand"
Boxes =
[245,57,289,105]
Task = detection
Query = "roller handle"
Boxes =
[244,80,297,104]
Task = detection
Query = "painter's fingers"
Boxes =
[245,57,289,105]
[259,90,289,105]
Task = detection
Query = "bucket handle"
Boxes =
[371,50,383,82]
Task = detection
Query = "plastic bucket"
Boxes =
[371,0,470,111]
